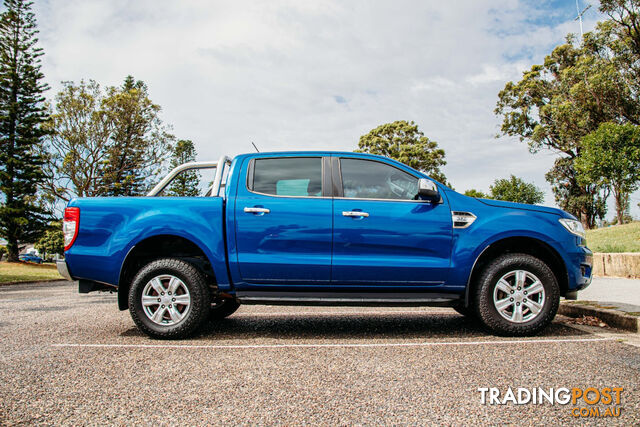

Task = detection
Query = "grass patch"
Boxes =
[586,221,640,253]
[0,261,63,284]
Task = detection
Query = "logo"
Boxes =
[478,387,623,418]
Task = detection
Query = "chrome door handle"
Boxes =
[244,207,270,214]
[342,211,369,217]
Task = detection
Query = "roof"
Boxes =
[232,150,394,162]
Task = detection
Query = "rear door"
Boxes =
[234,156,333,287]
[331,156,452,288]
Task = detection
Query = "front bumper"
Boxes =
[569,246,593,293]
[563,247,592,300]
[56,260,73,281]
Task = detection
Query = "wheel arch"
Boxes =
[117,234,217,310]
[464,236,568,307]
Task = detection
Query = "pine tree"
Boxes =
[99,75,174,196]
[0,0,49,261]
[166,140,200,196]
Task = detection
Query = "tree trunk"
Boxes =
[614,188,627,225]
[6,238,19,262]
[576,180,595,230]
[3,14,19,262]
[580,211,590,230]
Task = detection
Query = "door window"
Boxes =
[340,158,419,200]
[251,157,323,197]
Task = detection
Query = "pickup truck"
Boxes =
[57,151,593,339]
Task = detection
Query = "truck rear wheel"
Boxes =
[474,253,559,336]
[210,297,240,320]
[128,258,211,339]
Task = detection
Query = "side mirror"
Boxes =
[418,178,440,202]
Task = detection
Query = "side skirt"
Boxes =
[235,291,463,307]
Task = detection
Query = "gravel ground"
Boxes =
[0,281,638,425]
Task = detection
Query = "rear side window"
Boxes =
[340,158,418,200]
[251,157,322,197]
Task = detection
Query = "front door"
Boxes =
[234,156,332,287]
[332,156,452,288]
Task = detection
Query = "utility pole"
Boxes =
[574,0,592,38]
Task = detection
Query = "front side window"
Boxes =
[251,157,322,197]
[340,158,419,200]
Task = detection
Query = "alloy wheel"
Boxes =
[492,270,545,323]
[141,274,191,326]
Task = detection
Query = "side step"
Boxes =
[236,291,462,307]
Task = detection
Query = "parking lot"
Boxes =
[1,281,638,424]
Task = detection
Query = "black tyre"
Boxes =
[210,297,240,320]
[474,253,559,336]
[128,258,211,339]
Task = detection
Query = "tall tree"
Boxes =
[494,33,630,228]
[100,76,174,196]
[575,122,640,224]
[0,0,49,261]
[41,80,111,202]
[497,1,640,228]
[357,120,448,185]
[166,139,200,197]
[489,175,545,205]
[42,77,175,205]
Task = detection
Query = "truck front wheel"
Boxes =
[128,258,211,339]
[474,253,559,336]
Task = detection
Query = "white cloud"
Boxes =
[465,63,527,85]
[33,0,638,218]
[411,77,457,92]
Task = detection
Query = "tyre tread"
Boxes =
[128,258,211,339]
[474,253,559,336]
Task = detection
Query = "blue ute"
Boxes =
[58,151,593,339]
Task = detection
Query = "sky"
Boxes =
[32,0,640,219]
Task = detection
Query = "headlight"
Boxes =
[559,218,585,238]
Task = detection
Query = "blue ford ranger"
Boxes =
[58,151,593,339]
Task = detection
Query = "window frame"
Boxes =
[334,156,431,203]
[246,156,331,199]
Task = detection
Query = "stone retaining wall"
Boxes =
[592,253,640,279]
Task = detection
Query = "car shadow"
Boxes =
[121,310,590,340]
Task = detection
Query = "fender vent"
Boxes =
[452,211,477,229]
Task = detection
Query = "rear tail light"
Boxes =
[63,207,80,251]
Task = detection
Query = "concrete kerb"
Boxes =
[0,279,67,287]
[559,300,640,333]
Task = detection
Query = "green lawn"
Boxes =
[586,221,640,253]
[0,261,63,284]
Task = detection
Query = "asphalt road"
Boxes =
[0,281,638,425]
[579,276,640,306]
